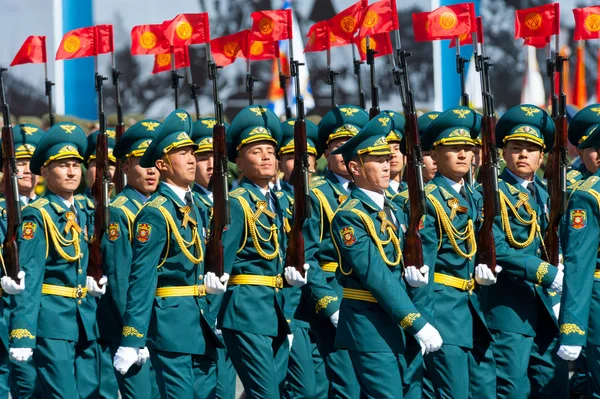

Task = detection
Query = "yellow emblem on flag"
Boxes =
[250,41,264,56]
[224,41,240,57]
[259,17,275,35]
[340,16,357,33]
[63,35,81,54]
[360,37,377,54]
[525,13,543,30]
[156,53,171,67]
[439,11,458,30]
[362,11,379,28]
[176,21,193,40]
[140,32,158,50]
[585,14,600,32]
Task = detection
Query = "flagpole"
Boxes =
[44,61,55,127]
[455,36,469,107]
[186,66,201,121]
[367,35,380,119]
[246,58,258,105]
[325,26,339,109]
[352,45,366,110]
[170,46,182,109]
[276,43,292,119]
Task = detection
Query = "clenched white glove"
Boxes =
[287,334,294,350]
[405,265,430,288]
[552,303,561,320]
[136,347,150,366]
[550,264,564,293]
[2,271,26,295]
[9,347,32,362]
[113,346,140,375]
[205,272,229,295]
[86,275,107,297]
[330,310,339,328]
[475,264,502,286]
[415,323,443,355]
[557,345,582,361]
[285,264,309,287]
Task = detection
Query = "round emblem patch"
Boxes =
[176,21,193,40]
[250,41,264,56]
[156,53,171,67]
[259,17,274,35]
[63,36,81,54]
[140,32,158,50]
[224,41,240,57]
[363,11,379,28]
[439,12,458,30]
[585,14,600,32]
[525,13,542,30]
[340,16,357,33]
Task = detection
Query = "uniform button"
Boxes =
[78,269,83,274]
[275,288,279,293]
[198,275,203,280]
[77,300,82,305]
[201,309,204,314]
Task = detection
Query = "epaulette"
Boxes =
[110,196,129,209]
[424,183,437,195]
[439,187,454,201]
[230,187,246,198]
[505,182,520,196]
[51,202,66,213]
[275,191,284,198]
[567,169,582,183]
[310,179,327,189]
[398,190,409,199]
[310,175,324,183]
[148,196,167,208]
[338,198,359,211]
[28,198,49,209]
[578,176,600,192]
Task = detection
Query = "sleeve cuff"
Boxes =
[120,325,146,348]
[399,312,427,337]
[315,295,340,318]
[9,329,36,348]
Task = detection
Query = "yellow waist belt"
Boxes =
[594,271,600,279]
[434,273,475,292]
[342,288,378,303]
[42,284,87,299]
[155,285,206,297]
[320,262,338,273]
[229,274,284,289]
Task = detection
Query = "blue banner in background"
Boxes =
[440,0,480,110]
[62,0,96,120]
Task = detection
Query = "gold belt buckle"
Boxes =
[275,275,284,289]
[465,279,474,295]
[197,284,206,296]
[75,285,84,299]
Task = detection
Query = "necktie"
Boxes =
[383,201,397,229]
[184,191,193,206]
[527,183,537,203]
[70,204,79,224]
[346,182,355,193]
[459,185,469,202]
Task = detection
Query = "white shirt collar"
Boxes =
[131,188,150,204]
[506,168,534,189]
[162,182,191,204]
[389,180,400,193]
[254,183,275,211]
[59,196,76,211]
[358,187,386,210]
[334,173,352,193]
[442,175,465,195]
[195,183,214,202]
[20,194,36,205]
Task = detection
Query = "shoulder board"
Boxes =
[86,197,94,209]
[424,183,437,195]
[229,187,246,198]
[338,198,359,211]
[578,176,600,192]
[51,202,66,213]
[506,182,520,196]
[439,186,454,201]
[74,194,86,201]
[28,198,49,209]
[398,190,409,199]
[110,196,129,209]
[311,175,324,182]
[310,179,327,189]
[567,169,582,182]
[275,191,284,198]
[148,196,167,208]
[538,178,547,186]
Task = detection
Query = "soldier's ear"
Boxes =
[348,160,359,177]
[235,156,244,173]
[40,166,48,179]
[155,158,168,172]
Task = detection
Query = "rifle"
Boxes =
[0,68,22,280]
[284,41,311,277]
[112,66,126,193]
[170,47,183,109]
[205,45,230,277]
[326,45,340,109]
[394,37,425,270]
[186,67,201,121]
[276,45,293,120]
[473,30,499,274]
[88,72,110,282]
[352,45,366,110]
[367,36,380,120]
[544,44,568,267]
[246,59,259,105]
[455,37,474,186]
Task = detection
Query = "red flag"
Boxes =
[211,30,248,67]
[515,3,559,39]
[353,33,393,61]
[152,47,190,74]
[131,24,170,55]
[574,6,600,41]
[163,13,210,46]
[10,36,47,66]
[523,36,551,49]
[242,39,279,61]
[250,10,292,42]
[304,21,347,52]
[357,0,399,38]
[572,42,587,108]
[421,3,475,40]
[96,24,114,54]
[328,0,368,44]
[449,16,482,48]
[56,27,96,60]
[596,47,600,102]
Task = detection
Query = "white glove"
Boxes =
[552,303,561,320]
[550,264,564,293]
[405,265,430,288]
[9,347,33,362]
[205,272,229,295]
[86,275,107,297]
[414,323,443,355]
[1,271,26,295]
[285,264,309,287]
[474,264,502,286]
[113,346,140,375]
[287,334,294,350]
[557,345,582,361]
[330,310,339,328]
[135,347,149,366]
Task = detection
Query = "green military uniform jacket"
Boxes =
[480,169,559,337]
[217,177,289,337]
[0,198,8,351]
[566,163,591,194]
[560,172,600,346]
[120,183,220,356]
[10,192,97,348]
[332,188,426,353]
[409,173,491,349]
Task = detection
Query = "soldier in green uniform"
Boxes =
[478,104,567,398]
[100,119,161,398]
[382,110,407,198]
[298,105,369,399]
[190,117,236,399]
[330,113,443,399]
[566,105,600,194]
[9,122,107,398]
[557,105,600,397]
[406,106,498,399]
[113,109,225,398]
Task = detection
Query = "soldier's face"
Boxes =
[431,145,474,182]
[124,157,158,196]
[349,154,391,192]
[422,151,437,183]
[85,160,116,189]
[157,146,197,187]
[279,154,294,182]
[236,142,277,182]
[194,152,214,188]
[389,143,405,177]
[579,147,600,174]
[16,159,39,195]
[325,138,349,177]
[503,141,543,179]
[42,159,82,196]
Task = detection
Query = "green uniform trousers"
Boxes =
[9,358,41,398]
[570,349,592,397]
[284,326,327,399]
[150,349,217,399]
[222,328,288,399]
[402,342,424,399]
[490,329,533,398]
[585,344,600,398]
[0,342,9,398]
[34,337,99,399]
[349,350,406,399]
[528,328,569,398]
[96,340,118,398]
[106,342,160,399]
[215,347,236,399]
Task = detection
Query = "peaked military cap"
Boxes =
[226,105,281,160]
[192,118,230,154]
[30,122,87,175]
[85,129,117,165]
[569,104,600,149]
[113,120,162,160]
[421,106,479,151]
[0,123,45,165]
[140,109,197,168]
[399,111,441,155]
[383,110,405,143]
[278,118,319,158]
[317,105,369,155]
[332,112,393,163]
[495,104,554,150]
